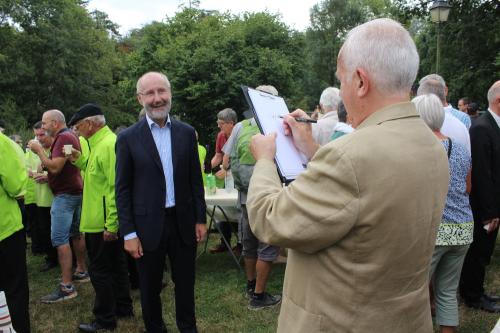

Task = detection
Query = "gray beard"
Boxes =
[145,104,170,122]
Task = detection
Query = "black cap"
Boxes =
[68,103,103,126]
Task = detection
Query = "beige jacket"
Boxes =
[247,102,449,333]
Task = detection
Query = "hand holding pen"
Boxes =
[281,109,320,160]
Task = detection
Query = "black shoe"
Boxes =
[465,296,500,313]
[78,321,116,332]
[248,292,282,310]
[39,261,58,272]
[484,294,500,302]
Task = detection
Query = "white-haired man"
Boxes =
[417,78,471,154]
[247,18,449,332]
[68,103,133,332]
[460,81,500,313]
[312,87,341,145]
[419,74,471,129]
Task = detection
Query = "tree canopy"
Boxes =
[0,0,498,143]
[117,9,306,142]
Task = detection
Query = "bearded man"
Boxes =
[115,71,206,333]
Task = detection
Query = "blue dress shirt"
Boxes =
[124,114,175,241]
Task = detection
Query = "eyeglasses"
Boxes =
[137,88,170,99]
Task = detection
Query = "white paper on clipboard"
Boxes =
[247,88,308,181]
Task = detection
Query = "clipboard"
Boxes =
[241,86,308,183]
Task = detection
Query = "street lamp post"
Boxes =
[429,0,451,74]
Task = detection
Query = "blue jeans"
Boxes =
[50,194,82,247]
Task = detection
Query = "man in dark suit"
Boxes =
[460,80,500,312]
[115,71,207,332]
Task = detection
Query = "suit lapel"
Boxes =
[485,111,500,138]
[138,118,164,172]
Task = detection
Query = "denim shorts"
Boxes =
[50,194,82,247]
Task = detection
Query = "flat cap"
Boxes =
[68,103,103,126]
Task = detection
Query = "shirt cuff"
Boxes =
[124,232,137,240]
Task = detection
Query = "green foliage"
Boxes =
[0,0,133,129]
[118,9,306,145]
[303,0,393,108]
[0,0,498,141]
[394,0,500,108]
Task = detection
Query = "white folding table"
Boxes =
[198,188,242,271]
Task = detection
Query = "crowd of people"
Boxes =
[0,17,499,333]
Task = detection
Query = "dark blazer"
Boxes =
[115,117,206,251]
[469,111,500,222]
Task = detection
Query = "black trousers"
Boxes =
[136,210,197,333]
[37,206,57,264]
[25,203,36,239]
[460,218,500,302]
[16,198,27,234]
[85,233,133,327]
[127,252,139,289]
[0,230,30,333]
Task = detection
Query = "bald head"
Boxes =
[136,72,171,94]
[42,109,66,137]
[44,109,66,124]
[488,80,500,114]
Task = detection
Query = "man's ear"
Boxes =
[136,94,143,105]
[356,68,370,98]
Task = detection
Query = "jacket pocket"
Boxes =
[278,295,323,333]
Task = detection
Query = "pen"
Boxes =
[279,115,317,123]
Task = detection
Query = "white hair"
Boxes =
[136,72,171,93]
[319,87,341,111]
[256,85,279,96]
[487,81,500,105]
[417,79,446,103]
[339,18,419,95]
[412,94,445,131]
[419,73,446,86]
[85,115,106,127]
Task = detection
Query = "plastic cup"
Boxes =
[63,144,73,155]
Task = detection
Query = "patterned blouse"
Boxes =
[436,139,474,246]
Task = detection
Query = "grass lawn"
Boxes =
[25,234,499,332]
